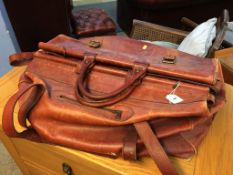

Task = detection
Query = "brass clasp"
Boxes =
[88,40,102,48]
[162,55,176,64]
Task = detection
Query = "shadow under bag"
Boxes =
[2,35,225,175]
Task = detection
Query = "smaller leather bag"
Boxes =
[2,35,225,175]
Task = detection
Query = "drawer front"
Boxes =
[12,139,121,175]
[24,160,58,175]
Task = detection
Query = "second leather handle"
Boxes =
[77,54,148,101]
[9,52,34,66]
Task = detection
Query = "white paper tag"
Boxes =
[166,94,183,104]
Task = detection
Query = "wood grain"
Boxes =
[193,84,233,175]
[214,48,233,86]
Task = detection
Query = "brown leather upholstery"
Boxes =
[117,0,233,34]
[71,8,116,37]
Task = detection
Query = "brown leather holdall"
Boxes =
[2,35,225,175]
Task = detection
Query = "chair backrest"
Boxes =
[130,9,231,58]
[181,9,230,57]
[130,19,189,44]
[207,9,230,57]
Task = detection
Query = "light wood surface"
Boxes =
[214,47,233,86]
[214,47,233,72]
[0,67,233,175]
[214,47,233,58]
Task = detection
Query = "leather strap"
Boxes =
[2,83,44,138]
[122,128,138,160]
[18,85,44,128]
[75,84,136,107]
[75,54,148,107]
[134,122,178,175]
[9,52,33,66]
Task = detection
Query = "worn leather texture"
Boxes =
[71,8,116,37]
[2,35,225,175]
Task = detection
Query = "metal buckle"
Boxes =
[88,40,102,48]
[162,55,176,64]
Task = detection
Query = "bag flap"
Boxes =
[38,34,218,86]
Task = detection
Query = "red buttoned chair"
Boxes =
[71,8,117,38]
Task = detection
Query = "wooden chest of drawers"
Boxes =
[214,47,233,86]
[0,67,233,175]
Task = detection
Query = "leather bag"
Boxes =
[2,35,225,175]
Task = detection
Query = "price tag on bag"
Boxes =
[166,94,183,104]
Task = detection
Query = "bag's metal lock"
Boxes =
[88,40,102,48]
[162,55,176,64]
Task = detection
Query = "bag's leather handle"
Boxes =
[9,52,34,66]
[75,54,148,107]
[75,85,136,107]
[134,122,178,175]
[2,83,44,138]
